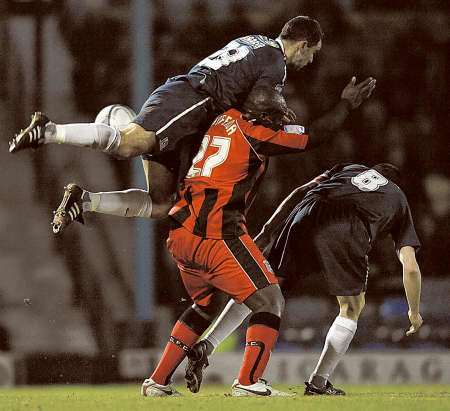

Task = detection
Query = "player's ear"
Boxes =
[298,40,308,50]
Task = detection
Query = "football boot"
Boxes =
[304,380,346,395]
[231,378,294,397]
[140,378,181,397]
[52,184,84,234]
[185,340,210,393]
[9,112,50,153]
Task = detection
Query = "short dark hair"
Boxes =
[280,16,324,46]
[241,86,287,129]
[372,163,402,186]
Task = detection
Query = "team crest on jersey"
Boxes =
[159,136,169,151]
[263,259,274,274]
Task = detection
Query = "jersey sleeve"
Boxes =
[391,196,421,252]
[238,120,309,156]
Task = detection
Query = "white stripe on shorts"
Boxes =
[156,97,211,136]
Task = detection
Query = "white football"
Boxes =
[95,104,137,128]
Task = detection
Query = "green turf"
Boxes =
[0,384,449,411]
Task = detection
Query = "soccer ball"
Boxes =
[94,104,137,128]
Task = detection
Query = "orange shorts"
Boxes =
[167,226,278,306]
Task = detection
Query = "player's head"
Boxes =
[373,163,402,186]
[241,86,288,130]
[279,16,323,70]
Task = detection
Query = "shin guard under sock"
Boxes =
[238,312,281,385]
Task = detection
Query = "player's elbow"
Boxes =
[403,267,421,278]
[306,125,333,149]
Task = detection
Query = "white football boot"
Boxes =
[141,378,182,397]
[231,378,294,397]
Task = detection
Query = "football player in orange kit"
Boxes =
[142,76,375,397]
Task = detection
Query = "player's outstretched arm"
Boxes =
[254,172,329,251]
[307,76,376,149]
[398,246,423,336]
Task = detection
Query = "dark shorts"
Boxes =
[134,77,217,155]
[268,200,370,296]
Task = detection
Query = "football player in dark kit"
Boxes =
[10,16,331,225]
[186,163,423,395]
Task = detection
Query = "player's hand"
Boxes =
[282,107,297,124]
[406,311,423,336]
[341,76,376,109]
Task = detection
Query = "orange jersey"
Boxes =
[169,108,309,239]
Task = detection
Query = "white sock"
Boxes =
[45,123,121,153]
[204,300,251,350]
[82,189,152,218]
[310,316,357,385]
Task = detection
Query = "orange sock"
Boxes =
[238,313,280,385]
[150,320,200,385]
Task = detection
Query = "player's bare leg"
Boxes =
[9,114,156,159]
[141,158,176,217]
[305,292,365,395]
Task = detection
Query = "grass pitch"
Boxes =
[0,384,449,411]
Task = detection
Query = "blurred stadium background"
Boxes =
[0,0,449,387]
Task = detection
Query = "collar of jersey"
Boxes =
[275,37,286,60]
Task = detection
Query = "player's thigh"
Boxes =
[167,226,215,307]
[133,79,214,155]
[207,234,279,305]
[144,157,178,207]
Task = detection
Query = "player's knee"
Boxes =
[339,299,364,321]
[115,124,157,158]
[192,295,229,322]
[115,143,140,159]
[150,189,174,217]
[179,306,212,336]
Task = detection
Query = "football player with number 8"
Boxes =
[187,162,423,396]
[10,16,325,223]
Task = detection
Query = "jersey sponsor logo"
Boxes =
[351,169,388,192]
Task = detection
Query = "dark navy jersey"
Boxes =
[297,164,421,251]
[183,35,286,111]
